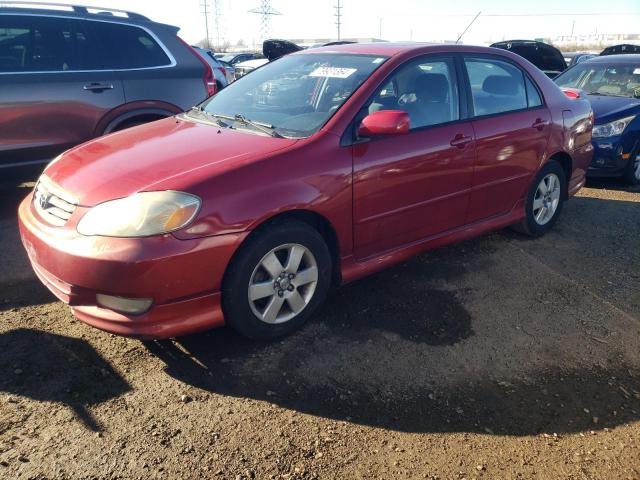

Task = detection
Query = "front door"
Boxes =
[352,55,475,259]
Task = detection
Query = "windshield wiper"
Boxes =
[586,92,630,98]
[210,113,284,138]
[188,106,231,128]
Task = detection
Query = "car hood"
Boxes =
[586,94,640,124]
[491,40,567,73]
[44,116,297,207]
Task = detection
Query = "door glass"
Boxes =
[525,76,543,107]
[89,21,171,69]
[369,57,459,129]
[0,16,100,72]
[464,58,528,116]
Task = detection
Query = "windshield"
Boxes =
[197,53,388,138]
[555,62,640,98]
[218,55,236,63]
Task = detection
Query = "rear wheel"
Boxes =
[222,221,332,340]
[622,149,640,186]
[512,160,566,237]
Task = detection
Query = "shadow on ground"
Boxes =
[144,233,640,436]
[0,279,55,311]
[0,329,131,431]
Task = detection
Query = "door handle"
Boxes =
[450,134,473,149]
[532,118,549,130]
[83,83,114,91]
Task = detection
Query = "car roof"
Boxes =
[0,2,169,27]
[294,42,507,58]
[583,54,640,63]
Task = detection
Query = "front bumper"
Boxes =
[18,193,248,339]
[588,135,638,177]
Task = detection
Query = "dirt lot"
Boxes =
[1,177,639,480]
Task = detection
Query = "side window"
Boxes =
[464,57,528,116]
[525,76,543,107]
[369,57,459,129]
[0,16,99,72]
[89,21,171,69]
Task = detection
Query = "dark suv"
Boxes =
[0,3,216,170]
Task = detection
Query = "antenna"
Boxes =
[456,11,481,44]
[249,1,282,41]
[334,0,342,40]
[200,0,211,50]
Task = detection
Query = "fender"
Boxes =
[95,100,184,136]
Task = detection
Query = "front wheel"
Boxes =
[222,221,332,340]
[512,161,567,237]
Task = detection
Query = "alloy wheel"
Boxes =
[248,243,319,324]
[533,173,561,226]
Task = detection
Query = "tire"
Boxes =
[512,160,567,237]
[222,221,332,340]
[622,149,640,186]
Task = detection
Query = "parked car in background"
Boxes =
[491,40,567,78]
[19,43,593,340]
[233,58,269,78]
[0,3,216,171]
[600,44,640,56]
[217,59,236,83]
[555,54,640,184]
[192,45,228,89]
[563,52,597,67]
[215,52,264,65]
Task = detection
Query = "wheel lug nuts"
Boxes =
[288,273,295,279]
[287,285,294,291]
[278,290,284,297]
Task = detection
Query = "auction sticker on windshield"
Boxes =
[309,66,357,78]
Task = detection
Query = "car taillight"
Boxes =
[204,65,216,97]
[561,87,581,99]
[177,36,217,98]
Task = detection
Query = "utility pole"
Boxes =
[249,1,282,42]
[379,17,382,39]
[200,0,211,50]
[570,19,575,39]
[334,0,342,40]
[213,0,222,49]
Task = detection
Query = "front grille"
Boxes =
[33,177,78,226]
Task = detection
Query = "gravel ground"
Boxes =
[1,177,639,480]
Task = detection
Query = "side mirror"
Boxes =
[357,110,410,137]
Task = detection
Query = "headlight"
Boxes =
[77,191,200,237]
[592,115,636,138]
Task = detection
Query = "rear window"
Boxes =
[89,21,171,69]
[0,15,101,72]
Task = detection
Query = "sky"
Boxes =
[68,0,640,48]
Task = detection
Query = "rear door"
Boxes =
[462,56,551,222]
[0,15,124,169]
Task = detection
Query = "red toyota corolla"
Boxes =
[18,43,593,340]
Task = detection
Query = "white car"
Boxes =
[233,58,269,78]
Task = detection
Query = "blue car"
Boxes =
[555,54,640,185]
